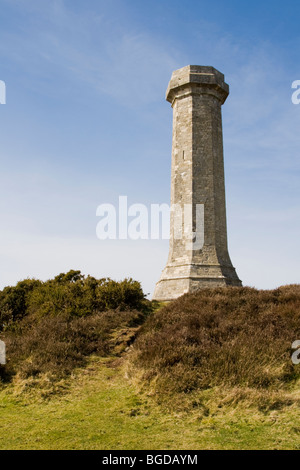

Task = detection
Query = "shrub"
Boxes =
[132,286,300,396]
[95,278,146,311]
[0,279,42,330]
[0,271,150,385]
[1,309,145,382]
[0,271,148,330]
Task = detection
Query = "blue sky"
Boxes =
[0,0,300,295]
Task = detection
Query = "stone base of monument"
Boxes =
[153,263,242,301]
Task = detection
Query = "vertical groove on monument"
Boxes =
[153,65,242,301]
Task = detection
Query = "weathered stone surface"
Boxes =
[153,65,241,301]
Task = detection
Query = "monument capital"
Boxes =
[166,65,229,105]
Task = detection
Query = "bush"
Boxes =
[95,278,146,311]
[0,279,42,329]
[0,271,150,385]
[0,271,148,330]
[1,310,145,382]
[132,286,300,396]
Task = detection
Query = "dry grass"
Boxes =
[0,310,146,390]
[131,285,300,408]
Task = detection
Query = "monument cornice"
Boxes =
[167,85,228,107]
[166,65,229,105]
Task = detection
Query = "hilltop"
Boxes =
[1,272,300,449]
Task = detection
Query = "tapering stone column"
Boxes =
[153,65,241,301]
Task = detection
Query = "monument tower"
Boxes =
[153,65,241,301]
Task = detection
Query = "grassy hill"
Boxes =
[131,286,300,411]
[1,273,300,449]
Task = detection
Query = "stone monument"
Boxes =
[153,65,241,301]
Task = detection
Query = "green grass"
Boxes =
[1,356,300,450]
[2,283,300,450]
